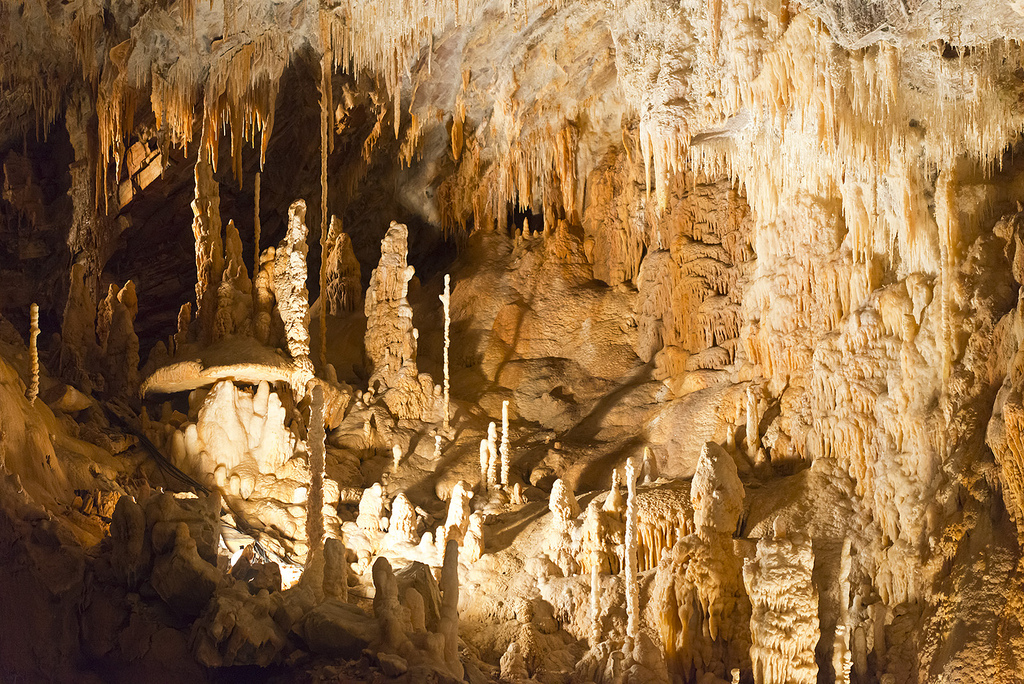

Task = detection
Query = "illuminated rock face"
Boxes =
[6,0,1024,681]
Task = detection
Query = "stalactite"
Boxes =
[253,172,261,295]
[936,166,957,394]
[318,33,333,370]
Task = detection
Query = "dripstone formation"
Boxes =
[2,0,1024,682]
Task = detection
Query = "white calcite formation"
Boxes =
[623,458,640,650]
[357,482,387,533]
[172,380,295,485]
[388,492,418,544]
[166,379,340,560]
[691,441,745,538]
[548,478,582,576]
[500,400,511,487]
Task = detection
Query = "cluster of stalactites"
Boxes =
[88,0,520,205]
[95,11,289,205]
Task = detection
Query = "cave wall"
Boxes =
[4,0,1024,681]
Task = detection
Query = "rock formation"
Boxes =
[3,0,1024,681]
[323,216,362,316]
[363,221,439,420]
[743,523,820,684]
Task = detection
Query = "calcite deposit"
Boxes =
[2,0,1024,681]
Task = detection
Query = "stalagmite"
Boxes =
[392,444,403,471]
[442,481,473,548]
[274,200,311,361]
[487,421,499,489]
[500,400,510,487]
[833,626,852,684]
[439,539,464,680]
[191,156,223,344]
[440,273,451,432]
[304,384,327,584]
[743,522,820,684]
[253,248,275,345]
[479,439,489,490]
[590,560,601,646]
[624,457,639,652]
[389,492,418,543]
[323,217,362,315]
[364,221,437,420]
[433,434,442,460]
[463,512,483,562]
[357,483,386,532]
[174,303,191,353]
[323,537,348,601]
[746,385,761,463]
[214,220,253,340]
[372,556,407,652]
[692,441,745,538]
[510,483,526,505]
[604,468,625,519]
[548,478,581,575]
[27,303,39,404]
